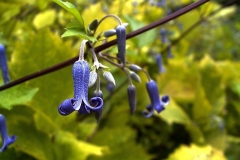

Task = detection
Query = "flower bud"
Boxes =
[129,64,142,72]
[127,85,137,115]
[156,54,165,73]
[130,71,141,83]
[88,19,98,31]
[167,45,174,58]
[116,25,126,65]
[88,70,98,87]
[103,71,116,86]
[0,44,10,84]
[103,29,116,37]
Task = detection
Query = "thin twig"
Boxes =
[0,0,210,91]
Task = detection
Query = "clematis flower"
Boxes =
[0,44,10,84]
[58,60,103,115]
[0,114,16,152]
[143,80,169,118]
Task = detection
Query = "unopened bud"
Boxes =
[103,29,116,37]
[88,71,98,87]
[129,64,142,72]
[130,71,141,83]
[88,19,98,31]
[127,85,137,115]
[116,25,126,65]
[103,71,116,86]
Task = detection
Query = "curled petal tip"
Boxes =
[58,98,76,116]
[161,95,170,106]
[142,105,154,118]
[88,97,104,112]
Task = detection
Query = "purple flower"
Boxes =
[58,60,103,115]
[116,25,126,65]
[0,114,16,152]
[0,44,10,84]
[156,54,165,73]
[143,80,169,118]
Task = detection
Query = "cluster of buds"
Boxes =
[58,15,170,121]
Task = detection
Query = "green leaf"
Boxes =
[199,55,226,114]
[123,15,156,47]
[66,19,83,29]
[33,9,56,30]
[158,98,191,125]
[53,131,104,160]
[52,0,84,29]
[0,85,38,110]
[9,28,76,132]
[167,144,226,160]
[61,28,96,42]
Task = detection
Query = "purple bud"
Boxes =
[0,44,10,84]
[0,114,16,152]
[127,85,137,115]
[116,25,126,65]
[107,83,115,93]
[156,54,165,73]
[160,29,168,44]
[167,45,174,58]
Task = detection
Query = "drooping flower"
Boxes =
[0,114,16,152]
[0,44,10,84]
[116,24,126,65]
[58,60,103,115]
[143,80,170,118]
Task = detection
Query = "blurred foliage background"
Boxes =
[0,0,240,159]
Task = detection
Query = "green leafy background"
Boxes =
[0,0,240,159]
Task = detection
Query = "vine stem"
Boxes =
[0,0,210,91]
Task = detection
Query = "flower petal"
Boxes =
[72,60,90,110]
[142,105,154,118]
[58,98,76,116]
[88,97,103,112]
